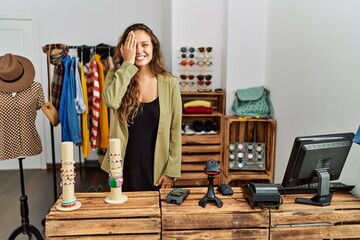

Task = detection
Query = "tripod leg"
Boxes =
[28,225,44,239]
[8,227,24,240]
[8,225,43,240]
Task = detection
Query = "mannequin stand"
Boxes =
[8,157,44,240]
[199,175,223,208]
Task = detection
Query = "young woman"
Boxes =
[101,23,182,191]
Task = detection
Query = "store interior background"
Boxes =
[1,0,360,196]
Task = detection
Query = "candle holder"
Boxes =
[105,138,128,204]
[56,142,81,211]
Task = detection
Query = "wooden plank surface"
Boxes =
[270,191,360,239]
[162,229,268,240]
[47,236,160,240]
[160,187,269,233]
[46,192,161,238]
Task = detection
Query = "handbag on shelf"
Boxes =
[42,48,59,126]
[231,86,274,118]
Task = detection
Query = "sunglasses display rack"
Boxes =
[177,46,213,92]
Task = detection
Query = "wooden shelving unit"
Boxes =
[175,91,225,187]
[222,116,276,186]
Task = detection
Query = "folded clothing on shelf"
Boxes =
[183,106,213,114]
[184,100,212,109]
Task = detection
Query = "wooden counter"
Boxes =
[45,188,360,239]
[45,192,161,239]
[270,192,360,239]
[160,187,269,240]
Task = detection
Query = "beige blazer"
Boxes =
[101,61,182,184]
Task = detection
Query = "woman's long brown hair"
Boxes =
[113,23,169,125]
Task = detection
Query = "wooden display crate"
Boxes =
[222,116,276,185]
[177,91,225,187]
[160,187,269,239]
[270,192,360,239]
[46,192,161,239]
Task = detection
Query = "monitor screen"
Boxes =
[282,132,354,206]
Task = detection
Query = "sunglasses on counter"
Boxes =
[179,60,195,67]
[180,47,195,53]
[198,47,213,53]
[179,81,195,87]
[179,74,195,80]
[197,88,212,93]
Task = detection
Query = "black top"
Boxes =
[122,98,160,191]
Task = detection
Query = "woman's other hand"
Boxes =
[156,175,174,189]
[120,31,136,64]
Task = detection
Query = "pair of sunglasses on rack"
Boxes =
[180,47,195,53]
[180,53,195,59]
[179,60,195,66]
[196,75,212,81]
[179,81,195,87]
[179,75,212,81]
[198,47,212,53]
[197,80,212,86]
[196,60,213,67]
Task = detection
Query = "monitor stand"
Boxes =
[295,169,332,206]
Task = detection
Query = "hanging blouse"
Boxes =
[75,57,86,114]
[87,58,100,149]
[0,82,45,160]
[94,54,109,150]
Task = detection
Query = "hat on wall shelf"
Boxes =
[0,53,35,93]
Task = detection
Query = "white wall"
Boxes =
[0,0,169,167]
[265,0,360,196]
[225,0,268,113]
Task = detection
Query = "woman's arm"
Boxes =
[102,62,138,109]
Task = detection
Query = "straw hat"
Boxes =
[0,53,35,92]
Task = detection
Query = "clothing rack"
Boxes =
[67,44,115,63]
[44,43,115,197]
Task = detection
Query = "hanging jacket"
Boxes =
[80,60,90,158]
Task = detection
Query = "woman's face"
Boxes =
[133,30,153,68]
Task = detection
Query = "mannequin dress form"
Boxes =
[0,54,45,240]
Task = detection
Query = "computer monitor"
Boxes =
[282,132,355,206]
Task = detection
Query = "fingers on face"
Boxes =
[125,31,136,49]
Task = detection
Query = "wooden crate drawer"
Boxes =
[160,187,269,239]
[182,153,221,163]
[182,134,221,145]
[270,192,360,239]
[182,145,221,153]
[46,192,161,239]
